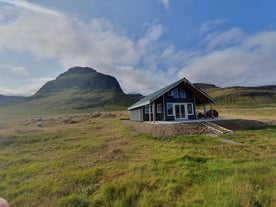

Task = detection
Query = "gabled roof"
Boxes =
[128,78,215,110]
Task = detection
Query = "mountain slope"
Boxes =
[0,67,134,115]
[0,95,25,106]
[34,67,124,97]
[195,83,276,105]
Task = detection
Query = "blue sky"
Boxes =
[0,0,276,96]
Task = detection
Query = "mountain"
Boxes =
[0,95,25,106]
[193,83,218,90]
[127,92,144,102]
[0,71,275,117]
[34,67,124,97]
[0,67,134,115]
[195,83,276,105]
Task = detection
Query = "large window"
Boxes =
[172,88,179,98]
[179,89,186,99]
[167,103,174,116]
[145,105,153,114]
[168,88,186,99]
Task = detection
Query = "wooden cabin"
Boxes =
[128,78,215,122]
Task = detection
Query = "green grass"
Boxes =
[214,104,276,117]
[0,114,275,206]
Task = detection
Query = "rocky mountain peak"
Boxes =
[59,66,97,77]
[34,66,124,97]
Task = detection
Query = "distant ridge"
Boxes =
[193,83,218,89]
[195,83,276,105]
[0,94,25,106]
[0,74,275,116]
[127,92,144,102]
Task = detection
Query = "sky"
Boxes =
[0,0,276,96]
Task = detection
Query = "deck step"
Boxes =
[200,121,233,135]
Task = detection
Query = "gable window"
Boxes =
[167,91,174,96]
[187,103,194,115]
[168,88,186,99]
[167,103,174,116]
[157,103,162,113]
[179,89,186,99]
[172,88,179,98]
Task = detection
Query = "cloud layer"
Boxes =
[179,30,276,87]
[0,1,275,96]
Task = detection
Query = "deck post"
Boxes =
[163,95,166,121]
[210,103,214,118]
[149,104,151,122]
[203,104,206,119]
[153,101,156,123]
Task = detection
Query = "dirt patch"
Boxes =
[212,119,266,131]
[127,121,210,138]
[126,119,269,138]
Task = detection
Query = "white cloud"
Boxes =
[178,30,276,87]
[0,0,62,16]
[0,1,275,97]
[106,65,169,95]
[161,0,170,10]
[0,77,53,96]
[199,18,229,34]
[10,66,30,76]
[0,2,173,95]
[205,27,244,49]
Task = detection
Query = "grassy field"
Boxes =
[214,103,276,117]
[0,112,275,207]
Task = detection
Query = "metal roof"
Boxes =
[128,78,215,110]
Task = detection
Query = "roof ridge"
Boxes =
[128,77,214,110]
[128,78,187,110]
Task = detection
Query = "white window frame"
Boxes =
[187,103,194,115]
[157,103,162,113]
[166,102,194,117]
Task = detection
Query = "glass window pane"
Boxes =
[145,105,149,114]
[167,103,173,116]
[181,104,185,118]
[175,105,180,118]
[179,89,186,99]
[173,88,179,98]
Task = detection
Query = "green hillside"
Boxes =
[0,67,134,117]
[196,84,276,105]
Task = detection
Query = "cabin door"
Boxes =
[174,104,187,120]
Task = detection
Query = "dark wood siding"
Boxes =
[163,86,196,121]
[154,97,164,121]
